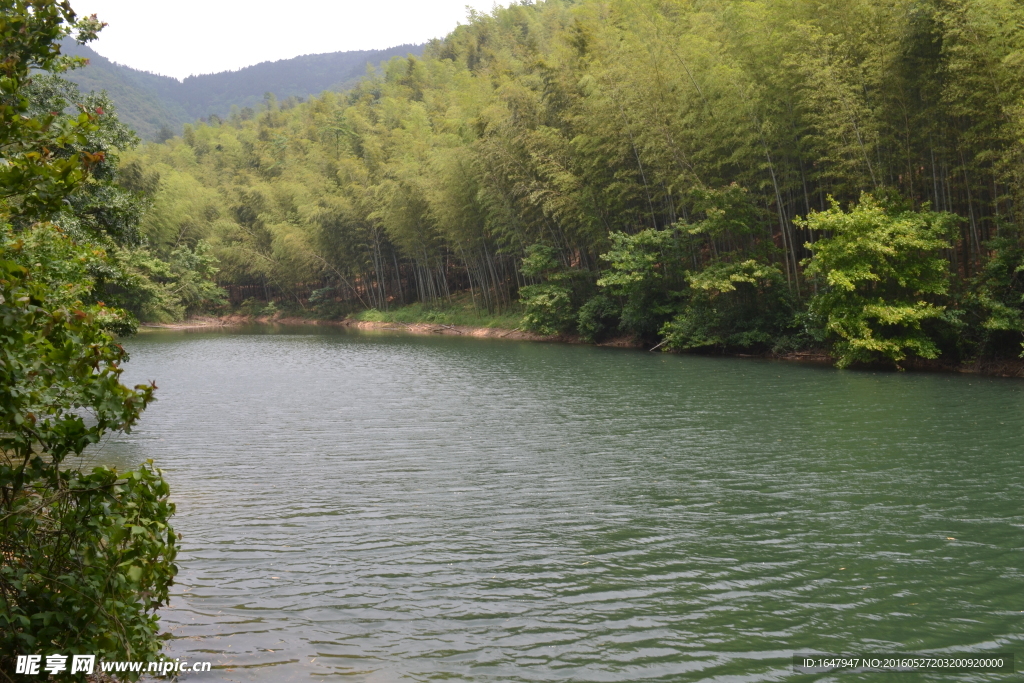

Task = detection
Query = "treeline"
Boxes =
[62,40,426,141]
[130,0,1024,366]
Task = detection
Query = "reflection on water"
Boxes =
[93,326,1024,681]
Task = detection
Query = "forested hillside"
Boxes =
[62,40,425,140]
[128,0,1024,368]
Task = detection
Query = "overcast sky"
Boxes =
[71,0,502,80]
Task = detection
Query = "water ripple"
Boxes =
[88,327,1024,682]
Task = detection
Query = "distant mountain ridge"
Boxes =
[61,40,425,140]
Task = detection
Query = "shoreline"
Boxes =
[140,315,1024,379]
[142,314,556,341]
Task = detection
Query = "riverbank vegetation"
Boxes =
[352,295,524,330]
[126,0,1024,369]
[1,2,177,678]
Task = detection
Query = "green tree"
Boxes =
[661,259,795,351]
[801,195,957,367]
[518,244,576,335]
[0,3,177,677]
[960,236,1024,359]
[596,228,683,339]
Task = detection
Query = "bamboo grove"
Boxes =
[127,0,1024,366]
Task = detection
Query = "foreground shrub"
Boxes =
[0,235,176,680]
[0,3,177,678]
[1,464,177,670]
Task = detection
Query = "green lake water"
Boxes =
[90,326,1024,681]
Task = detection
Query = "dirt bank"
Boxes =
[143,315,642,347]
[143,315,552,340]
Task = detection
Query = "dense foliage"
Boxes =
[801,197,958,366]
[1,2,177,678]
[128,0,1024,367]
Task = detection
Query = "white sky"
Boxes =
[71,0,501,80]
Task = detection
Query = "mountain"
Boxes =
[61,40,425,141]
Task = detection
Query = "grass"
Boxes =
[351,294,523,330]
[222,292,525,330]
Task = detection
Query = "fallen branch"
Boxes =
[649,340,667,352]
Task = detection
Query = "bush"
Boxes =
[597,228,683,339]
[661,259,796,351]
[355,307,389,322]
[1,464,177,671]
[577,294,620,342]
[518,244,582,335]
[800,195,957,368]
[519,283,574,335]
[0,237,175,678]
[958,236,1024,359]
[239,297,278,317]
[421,308,454,324]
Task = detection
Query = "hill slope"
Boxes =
[62,41,424,140]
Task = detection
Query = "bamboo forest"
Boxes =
[118,0,1024,368]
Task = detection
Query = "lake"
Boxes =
[90,326,1024,681]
